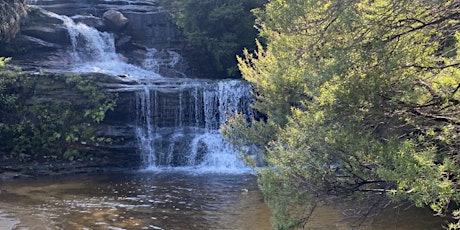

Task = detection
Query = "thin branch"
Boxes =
[413,108,460,125]
[401,62,460,71]
[384,12,460,42]
[301,202,317,229]
[453,83,460,95]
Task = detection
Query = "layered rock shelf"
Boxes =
[0,0,254,174]
[7,0,185,77]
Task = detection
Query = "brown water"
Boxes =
[0,171,271,230]
[0,171,447,230]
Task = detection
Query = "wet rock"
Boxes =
[0,172,26,180]
[72,15,106,31]
[115,34,132,49]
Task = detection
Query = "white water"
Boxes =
[141,48,182,72]
[142,48,160,73]
[136,80,254,174]
[135,85,157,167]
[44,9,253,174]
[187,133,253,174]
[42,10,162,79]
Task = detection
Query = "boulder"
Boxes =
[102,10,128,32]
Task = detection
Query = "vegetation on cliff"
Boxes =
[0,0,27,42]
[160,0,266,78]
[223,0,460,229]
[0,58,117,171]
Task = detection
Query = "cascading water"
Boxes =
[141,48,160,73]
[135,85,157,166]
[42,9,162,79]
[134,80,254,173]
[41,8,254,173]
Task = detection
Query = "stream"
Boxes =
[0,171,270,230]
[0,170,446,230]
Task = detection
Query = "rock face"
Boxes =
[22,25,70,45]
[5,0,187,77]
[0,71,252,172]
[23,0,183,48]
[0,0,253,173]
[4,7,72,67]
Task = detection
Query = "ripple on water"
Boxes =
[0,172,269,230]
[0,211,20,230]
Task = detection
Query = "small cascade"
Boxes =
[42,9,161,79]
[135,80,253,173]
[135,85,157,166]
[167,51,181,68]
[141,48,160,73]
[188,133,251,174]
[63,18,118,63]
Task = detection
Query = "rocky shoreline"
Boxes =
[0,161,134,180]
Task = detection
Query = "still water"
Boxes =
[0,171,447,230]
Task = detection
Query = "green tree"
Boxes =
[160,0,266,78]
[0,64,117,165]
[223,0,460,229]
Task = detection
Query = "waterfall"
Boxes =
[141,48,160,73]
[64,18,118,63]
[135,85,157,166]
[42,9,161,79]
[40,8,253,173]
[135,80,253,173]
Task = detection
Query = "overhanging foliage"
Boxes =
[223,0,460,229]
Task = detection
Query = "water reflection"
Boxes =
[305,204,445,230]
[0,171,448,230]
[0,171,272,230]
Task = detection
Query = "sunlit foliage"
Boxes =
[0,63,117,165]
[223,0,460,229]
